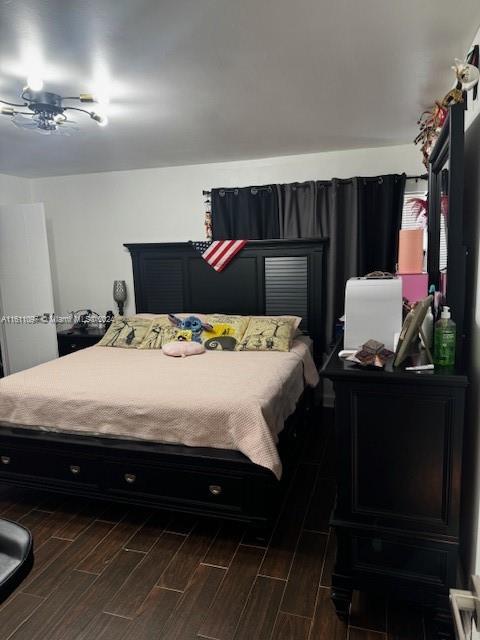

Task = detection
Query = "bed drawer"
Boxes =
[0,446,100,488]
[104,462,244,512]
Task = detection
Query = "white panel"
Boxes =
[0,203,58,374]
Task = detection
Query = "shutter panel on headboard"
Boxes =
[140,257,184,312]
[265,256,309,328]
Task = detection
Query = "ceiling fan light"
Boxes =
[1,85,111,134]
[91,112,108,127]
[26,74,44,92]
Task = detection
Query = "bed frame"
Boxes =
[0,239,327,528]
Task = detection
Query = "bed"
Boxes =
[0,239,327,528]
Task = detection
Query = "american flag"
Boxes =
[191,240,247,272]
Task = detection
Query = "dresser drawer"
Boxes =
[0,446,100,488]
[349,532,453,589]
[104,461,244,512]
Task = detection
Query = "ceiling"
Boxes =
[0,0,479,178]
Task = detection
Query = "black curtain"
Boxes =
[356,175,406,274]
[211,174,406,343]
[276,181,320,237]
[211,186,279,240]
[279,175,406,341]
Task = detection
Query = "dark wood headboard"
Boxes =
[125,239,327,358]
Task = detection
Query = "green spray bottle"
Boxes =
[434,306,456,367]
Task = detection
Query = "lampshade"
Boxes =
[113,280,127,303]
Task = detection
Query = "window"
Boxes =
[401,185,447,272]
[401,191,427,231]
[439,212,447,271]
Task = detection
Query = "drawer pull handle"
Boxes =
[209,484,222,496]
[1,456,10,465]
[70,465,81,475]
[124,473,136,484]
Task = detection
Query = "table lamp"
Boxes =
[113,280,127,316]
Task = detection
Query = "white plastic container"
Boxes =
[344,277,403,351]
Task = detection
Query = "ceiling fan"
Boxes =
[0,79,108,135]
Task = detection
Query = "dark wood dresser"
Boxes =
[321,345,468,639]
[57,327,106,356]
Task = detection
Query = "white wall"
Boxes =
[30,143,423,317]
[0,173,31,206]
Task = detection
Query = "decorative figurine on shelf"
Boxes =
[113,280,127,316]
[414,55,480,168]
[452,58,480,92]
[414,102,447,168]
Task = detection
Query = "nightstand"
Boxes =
[57,327,106,356]
[320,344,468,639]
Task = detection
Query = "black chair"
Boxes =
[0,519,33,602]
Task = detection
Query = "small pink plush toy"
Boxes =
[162,342,206,358]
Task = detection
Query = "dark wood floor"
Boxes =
[0,413,430,640]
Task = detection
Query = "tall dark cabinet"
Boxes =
[320,100,469,638]
[321,348,467,639]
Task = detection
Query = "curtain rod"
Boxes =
[203,174,428,196]
[203,187,273,195]
[406,174,428,181]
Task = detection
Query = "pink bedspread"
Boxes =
[0,338,319,478]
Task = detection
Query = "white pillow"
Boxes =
[162,341,205,358]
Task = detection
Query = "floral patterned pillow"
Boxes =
[98,317,153,348]
[236,316,301,352]
[137,315,172,349]
[139,314,210,349]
